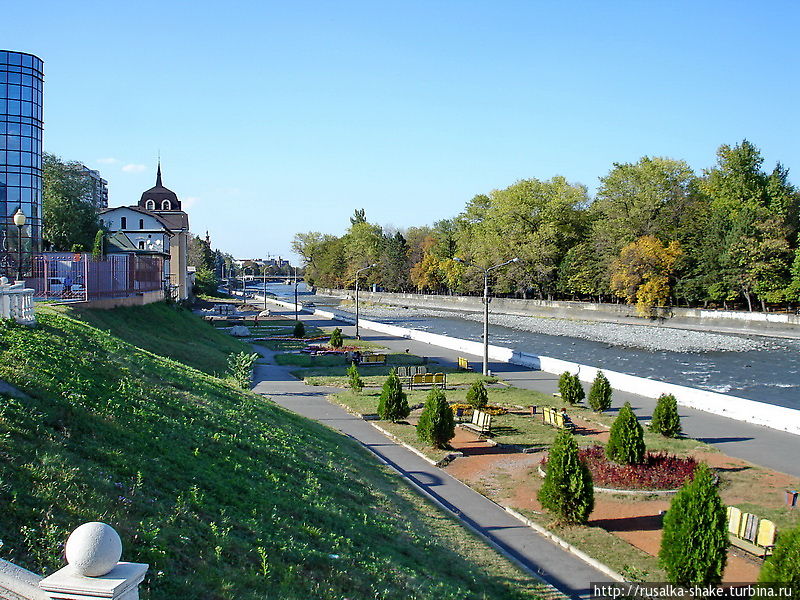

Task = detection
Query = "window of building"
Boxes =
[121,216,127,229]
[161,200,171,210]
[139,241,145,250]
[145,200,155,210]
[139,219,144,229]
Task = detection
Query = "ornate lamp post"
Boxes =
[12,207,26,282]
[454,257,519,376]
[354,263,376,339]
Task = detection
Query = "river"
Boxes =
[250,282,799,412]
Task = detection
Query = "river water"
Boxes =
[252,283,800,412]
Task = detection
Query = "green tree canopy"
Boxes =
[43,152,101,251]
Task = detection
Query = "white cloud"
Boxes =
[96,157,119,165]
[121,163,147,173]
[182,196,199,209]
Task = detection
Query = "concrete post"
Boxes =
[39,523,148,600]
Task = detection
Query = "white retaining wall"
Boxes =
[264,296,800,436]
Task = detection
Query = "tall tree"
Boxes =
[43,152,101,251]
[609,235,682,315]
[697,140,797,310]
[187,233,215,270]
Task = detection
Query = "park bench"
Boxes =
[461,409,492,438]
[213,304,235,315]
[542,407,575,431]
[396,365,427,378]
[457,356,471,371]
[359,353,386,365]
[405,372,447,390]
[726,507,776,558]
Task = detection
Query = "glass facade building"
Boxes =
[0,50,43,279]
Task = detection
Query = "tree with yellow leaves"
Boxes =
[610,235,682,315]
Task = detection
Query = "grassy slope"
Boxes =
[0,303,544,600]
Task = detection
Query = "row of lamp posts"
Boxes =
[352,257,519,376]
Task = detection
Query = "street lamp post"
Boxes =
[454,257,519,376]
[293,266,299,323]
[12,207,26,282]
[354,264,376,339]
[263,265,268,310]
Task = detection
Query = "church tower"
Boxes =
[140,163,191,300]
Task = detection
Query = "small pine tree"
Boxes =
[537,429,594,524]
[417,387,456,449]
[650,393,682,438]
[606,401,645,464]
[588,371,612,412]
[558,371,585,405]
[329,327,343,348]
[465,380,489,409]
[293,320,305,338]
[659,464,727,585]
[377,369,410,422]
[759,524,800,595]
[347,362,363,393]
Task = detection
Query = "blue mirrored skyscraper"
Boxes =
[0,50,43,278]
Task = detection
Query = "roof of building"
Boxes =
[104,231,169,257]
[138,163,181,211]
[100,205,175,233]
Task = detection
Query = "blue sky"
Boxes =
[3,1,799,262]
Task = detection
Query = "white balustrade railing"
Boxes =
[0,523,147,600]
[0,277,35,326]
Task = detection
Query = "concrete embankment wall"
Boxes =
[264,296,800,436]
[317,288,800,338]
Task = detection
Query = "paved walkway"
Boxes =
[285,310,800,478]
[250,345,611,599]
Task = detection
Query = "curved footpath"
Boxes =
[250,342,611,599]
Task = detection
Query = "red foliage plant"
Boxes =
[541,445,697,490]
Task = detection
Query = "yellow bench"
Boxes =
[542,407,575,431]
[726,506,776,557]
[461,409,492,438]
[359,353,386,365]
[406,372,446,390]
[457,356,471,371]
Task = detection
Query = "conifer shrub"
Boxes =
[417,387,456,449]
[465,380,489,409]
[588,371,612,412]
[759,524,800,594]
[293,320,305,338]
[558,371,585,405]
[650,393,682,438]
[377,369,410,422]
[329,327,343,348]
[659,464,727,585]
[537,429,594,524]
[606,401,645,464]
[347,362,363,393]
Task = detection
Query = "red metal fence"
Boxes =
[28,253,164,302]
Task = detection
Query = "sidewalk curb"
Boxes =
[501,507,626,583]
[348,434,566,599]
[370,422,463,467]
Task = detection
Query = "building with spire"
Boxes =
[100,163,191,300]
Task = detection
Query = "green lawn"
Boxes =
[0,302,549,600]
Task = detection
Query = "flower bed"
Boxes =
[542,445,698,490]
[449,404,508,417]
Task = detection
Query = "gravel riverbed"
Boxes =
[333,303,767,353]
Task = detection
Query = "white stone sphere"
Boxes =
[65,522,122,577]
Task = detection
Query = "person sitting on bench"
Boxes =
[560,407,574,428]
